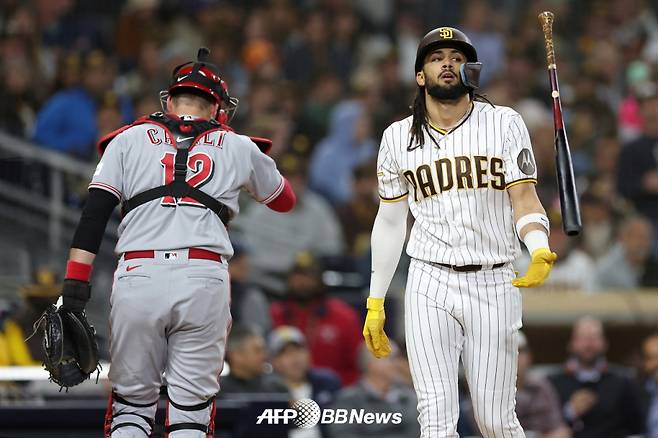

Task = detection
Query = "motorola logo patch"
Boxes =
[517,149,535,175]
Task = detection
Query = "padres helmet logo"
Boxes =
[438,27,453,39]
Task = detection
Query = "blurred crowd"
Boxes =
[2,0,658,292]
[3,0,658,436]
[9,287,658,438]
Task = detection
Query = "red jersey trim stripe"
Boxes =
[259,176,286,204]
[88,182,122,201]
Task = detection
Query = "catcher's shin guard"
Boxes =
[104,391,157,437]
[165,393,217,438]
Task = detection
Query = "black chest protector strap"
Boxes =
[120,113,230,225]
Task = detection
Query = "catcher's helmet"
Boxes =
[160,47,238,124]
[414,27,482,90]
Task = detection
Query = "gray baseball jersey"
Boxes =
[92,118,284,437]
[377,101,534,437]
[377,101,537,265]
[90,122,284,257]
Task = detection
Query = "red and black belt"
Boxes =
[123,248,223,263]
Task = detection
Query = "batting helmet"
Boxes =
[415,27,482,90]
[160,48,238,124]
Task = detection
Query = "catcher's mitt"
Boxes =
[29,304,100,389]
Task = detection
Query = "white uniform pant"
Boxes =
[405,258,525,437]
[107,251,231,437]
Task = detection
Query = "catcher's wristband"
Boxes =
[65,260,93,282]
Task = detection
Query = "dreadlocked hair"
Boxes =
[408,86,427,151]
[473,93,495,108]
[408,88,495,151]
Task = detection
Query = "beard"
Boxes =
[426,79,469,101]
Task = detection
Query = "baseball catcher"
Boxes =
[41,46,296,438]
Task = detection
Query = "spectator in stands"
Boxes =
[642,333,658,437]
[579,193,616,261]
[229,241,271,334]
[461,0,505,86]
[296,73,344,150]
[52,52,83,93]
[336,160,379,258]
[587,136,620,200]
[134,92,161,119]
[282,11,331,85]
[516,332,571,438]
[328,342,419,438]
[329,6,360,83]
[372,52,411,131]
[96,92,124,139]
[0,56,39,137]
[269,325,341,438]
[308,100,376,205]
[234,155,344,293]
[113,0,161,64]
[549,316,645,437]
[207,38,249,99]
[220,324,289,397]
[567,106,598,177]
[32,50,133,160]
[592,215,653,291]
[115,38,168,102]
[617,88,658,257]
[270,252,362,385]
[0,269,59,365]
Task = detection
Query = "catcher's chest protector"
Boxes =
[101,112,232,224]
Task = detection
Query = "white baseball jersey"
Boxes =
[377,101,537,266]
[378,101,534,436]
[90,121,284,256]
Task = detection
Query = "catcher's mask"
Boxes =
[160,47,239,124]
[415,26,482,91]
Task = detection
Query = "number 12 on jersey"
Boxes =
[160,151,215,207]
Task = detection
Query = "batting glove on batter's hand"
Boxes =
[512,248,558,288]
[363,297,392,358]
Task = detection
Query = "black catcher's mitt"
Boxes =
[30,304,100,388]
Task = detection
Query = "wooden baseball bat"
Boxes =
[538,11,582,236]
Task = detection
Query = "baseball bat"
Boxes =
[538,11,582,236]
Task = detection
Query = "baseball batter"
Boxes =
[60,49,296,437]
[362,28,557,437]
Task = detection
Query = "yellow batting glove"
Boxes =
[362,297,392,358]
[512,248,558,288]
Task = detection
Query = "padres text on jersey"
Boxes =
[377,101,538,266]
